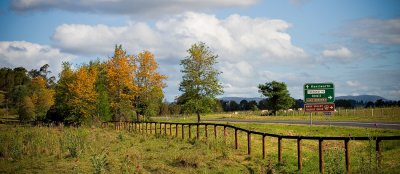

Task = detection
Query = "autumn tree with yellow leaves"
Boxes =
[106,45,138,121]
[135,51,167,118]
[49,45,167,124]
[67,64,98,123]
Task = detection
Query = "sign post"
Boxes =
[304,83,335,126]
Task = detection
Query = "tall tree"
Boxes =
[67,65,98,124]
[30,77,55,120]
[258,81,294,115]
[54,62,74,123]
[135,50,167,118]
[95,62,112,122]
[106,45,137,120]
[178,42,223,122]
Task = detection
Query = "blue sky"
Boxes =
[1,0,399,101]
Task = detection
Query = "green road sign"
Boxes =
[304,83,335,103]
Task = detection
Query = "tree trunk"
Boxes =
[197,112,200,123]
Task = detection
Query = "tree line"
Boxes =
[1,42,306,124]
[0,45,167,125]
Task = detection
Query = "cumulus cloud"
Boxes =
[346,80,360,87]
[0,41,75,75]
[51,12,307,99]
[342,18,400,45]
[321,46,352,58]
[11,0,257,16]
[53,12,306,61]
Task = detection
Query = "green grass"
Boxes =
[1,109,400,173]
[0,124,272,173]
[153,107,400,122]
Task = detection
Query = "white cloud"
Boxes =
[11,0,257,16]
[50,12,308,100]
[322,46,352,58]
[342,18,400,45]
[0,41,75,75]
[346,80,360,87]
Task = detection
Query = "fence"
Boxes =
[102,121,400,174]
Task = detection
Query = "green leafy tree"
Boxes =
[18,96,35,121]
[54,62,75,123]
[258,81,294,115]
[178,42,223,122]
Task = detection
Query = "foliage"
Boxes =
[135,50,167,118]
[67,65,98,124]
[258,81,294,115]
[18,96,35,121]
[178,42,223,122]
[30,77,55,120]
[106,45,137,121]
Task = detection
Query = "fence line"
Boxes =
[102,121,400,174]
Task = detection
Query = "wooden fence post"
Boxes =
[197,125,199,139]
[319,139,324,174]
[214,125,217,139]
[345,139,350,174]
[189,125,192,139]
[224,126,227,144]
[182,124,185,139]
[297,138,302,172]
[170,123,172,135]
[235,128,238,149]
[205,125,208,139]
[164,123,167,135]
[278,137,282,164]
[376,138,382,170]
[145,123,148,133]
[262,135,266,159]
[176,124,178,137]
[159,122,162,134]
[247,132,251,155]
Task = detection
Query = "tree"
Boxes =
[135,50,167,118]
[258,81,294,115]
[18,96,35,121]
[239,100,249,110]
[95,62,112,122]
[67,65,98,124]
[106,45,137,121]
[30,77,55,120]
[54,62,75,123]
[178,42,223,122]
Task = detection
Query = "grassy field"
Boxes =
[0,124,271,173]
[154,107,400,123]
[1,121,399,173]
[1,110,399,173]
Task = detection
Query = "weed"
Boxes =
[325,144,345,174]
[120,155,135,174]
[118,132,124,142]
[172,154,201,168]
[60,129,88,158]
[91,149,109,174]
[8,136,23,161]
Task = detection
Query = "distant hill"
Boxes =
[336,95,388,102]
[220,97,263,103]
[221,95,388,103]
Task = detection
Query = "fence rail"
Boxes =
[102,121,400,174]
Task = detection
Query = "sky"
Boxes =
[1,0,399,101]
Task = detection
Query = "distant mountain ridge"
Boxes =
[221,95,388,103]
[335,95,387,102]
[220,97,263,103]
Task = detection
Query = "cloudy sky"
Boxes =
[1,0,399,101]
